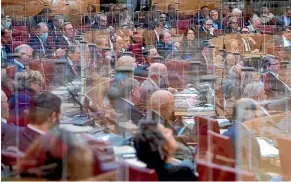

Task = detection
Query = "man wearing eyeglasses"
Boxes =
[10,44,33,72]
[224,17,241,34]
[198,19,216,39]
[54,22,76,49]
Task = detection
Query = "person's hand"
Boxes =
[251,49,260,54]
[209,27,215,34]
[174,42,180,49]
[54,48,65,58]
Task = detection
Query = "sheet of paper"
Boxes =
[256,137,279,158]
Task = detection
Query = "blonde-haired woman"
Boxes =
[9,70,44,126]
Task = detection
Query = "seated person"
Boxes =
[156,31,177,58]
[140,63,168,106]
[17,127,113,180]
[3,92,61,152]
[134,119,198,181]
[1,91,16,146]
[181,28,199,54]
[142,90,193,161]
[29,22,64,58]
[54,22,77,49]
[238,31,260,53]
[48,14,65,39]
[9,70,44,126]
[10,44,33,72]
[91,14,110,30]
[247,17,262,34]
[260,55,290,96]
[223,98,261,171]
[224,17,241,34]
[198,19,216,40]
[52,45,80,87]
[107,78,144,136]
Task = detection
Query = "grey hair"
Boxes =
[242,82,264,99]
[251,16,261,24]
[14,70,44,90]
[53,14,65,21]
[210,10,218,15]
[232,8,242,14]
[15,44,33,54]
[66,45,79,56]
[148,63,167,77]
[35,22,48,30]
[261,7,268,14]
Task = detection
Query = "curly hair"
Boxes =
[14,70,44,90]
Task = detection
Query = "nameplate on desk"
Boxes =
[256,137,279,158]
[59,124,94,133]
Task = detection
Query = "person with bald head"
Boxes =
[141,90,194,161]
[139,63,168,107]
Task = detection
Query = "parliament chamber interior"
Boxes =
[1,0,291,181]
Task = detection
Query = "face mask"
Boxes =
[40,32,48,41]
[5,21,11,28]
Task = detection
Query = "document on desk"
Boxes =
[113,146,136,156]
[256,137,279,158]
[59,124,93,133]
[217,119,232,128]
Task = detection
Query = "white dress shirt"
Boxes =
[27,124,46,135]
[1,118,7,123]
[282,35,291,47]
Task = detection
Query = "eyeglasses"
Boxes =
[232,22,238,24]
[66,28,74,32]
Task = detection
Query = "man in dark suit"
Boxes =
[1,91,16,146]
[29,22,64,58]
[140,63,168,107]
[260,55,290,97]
[108,78,144,136]
[268,26,291,47]
[224,17,241,34]
[54,22,77,49]
[48,14,65,40]
[1,28,12,65]
[141,90,193,161]
[156,31,177,58]
[2,92,62,152]
[52,45,80,87]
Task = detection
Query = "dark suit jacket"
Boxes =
[47,22,62,40]
[261,71,288,95]
[54,35,74,49]
[1,120,16,145]
[2,126,41,152]
[198,27,216,40]
[29,34,54,58]
[52,56,78,87]
[157,165,198,181]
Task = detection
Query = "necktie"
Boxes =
[71,63,78,76]
[246,39,251,52]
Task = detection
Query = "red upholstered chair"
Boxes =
[207,130,235,167]
[12,41,26,52]
[119,161,158,181]
[194,116,220,156]
[42,61,55,89]
[166,60,190,91]
[277,136,291,181]
[176,20,190,34]
[197,160,257,181]
[12,26,29,37]
[6,66,17,79]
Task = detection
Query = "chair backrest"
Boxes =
[207,130,235,167]
[119,161,158,181]
[277,136,291,178]
[197,160,257,181]
[12,26,29,37]
[42,60,55,89]
[194,116,220,154]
